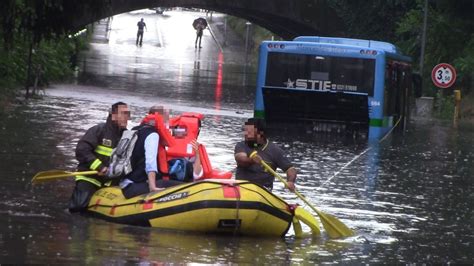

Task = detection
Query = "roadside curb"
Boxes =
[105,16,113,42]
[207,23,223,53]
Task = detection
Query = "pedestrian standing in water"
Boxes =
[136,18,147,46]
[195,22,206,49]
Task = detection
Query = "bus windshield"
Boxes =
[265,52,376,96]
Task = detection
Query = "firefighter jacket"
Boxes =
[75,116,125,187]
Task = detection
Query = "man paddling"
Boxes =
[68,102,130,212]
[234,118,297,191]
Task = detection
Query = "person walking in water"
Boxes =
[136,18,147,46]
[195,22,206,49]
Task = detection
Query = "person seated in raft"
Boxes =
[234,118,297,192]
[119,106,181,199]
[69,102,130,212]
[150,106,203,182]
[168,128,203,182]
[165,107,204,182]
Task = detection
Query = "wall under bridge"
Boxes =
[68,0,345,40]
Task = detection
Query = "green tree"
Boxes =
[0,0,108,99]
[396,0,474,96]
[329,0,473,97]
[328,0,416,42]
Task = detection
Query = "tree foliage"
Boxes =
[330,0,474,96]
[396,0,474,95]
[0,0,106,98]
[328,0,417,42]
[1,0,110,48]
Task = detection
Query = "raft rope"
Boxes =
[317,116,402,189]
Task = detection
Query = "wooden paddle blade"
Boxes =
[292,217,303,238]
[258,159,354,239]
[295,207,321,236]
[316,211,355,239]
[32,170,71,184]
[34,170,69,177]
[31,170,97,184]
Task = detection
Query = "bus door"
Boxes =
[385,61,410,128]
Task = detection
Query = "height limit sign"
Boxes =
[431,63,456,88]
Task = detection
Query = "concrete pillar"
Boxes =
[415,97,434,118]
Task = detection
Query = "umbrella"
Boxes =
[193,17,208,29]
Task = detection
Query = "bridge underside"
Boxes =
[70,0,345,40]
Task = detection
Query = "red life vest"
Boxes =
[141,113,175,180]
[140,113,175,147]
[145,112,232,180]
[167,112,204,158]
[197,144,233,180]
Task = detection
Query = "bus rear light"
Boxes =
[268,43,285,49]
[360,49,378,55]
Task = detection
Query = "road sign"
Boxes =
[431,63,456,88]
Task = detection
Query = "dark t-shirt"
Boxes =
[234,139,293,190]
[196,27,203,36]
[137,21,146,31]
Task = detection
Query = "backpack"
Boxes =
[108,130,138,178]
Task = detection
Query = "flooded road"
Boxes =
[1,10,473,264]
[79,10,255,111]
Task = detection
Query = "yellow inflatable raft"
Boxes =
[87,179,320,237]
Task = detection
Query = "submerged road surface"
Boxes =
[0,9,472,264]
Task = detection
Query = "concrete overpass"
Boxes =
[68,0,345,40]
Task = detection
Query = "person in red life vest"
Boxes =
[169,131,203,181]
[69,102,130,212]
[234,118,297,192]
[161,107,203,181]
[119,106,202,199]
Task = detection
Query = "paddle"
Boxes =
[252,155,355,238]
[31,170,98,184]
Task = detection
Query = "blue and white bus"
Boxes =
[254,36,419,140]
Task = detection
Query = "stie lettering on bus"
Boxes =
[295,79,332,90]
[285,78,358,92]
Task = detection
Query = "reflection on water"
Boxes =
[0,94,473,264]
[0,11,472,263]
[78,11,257,112]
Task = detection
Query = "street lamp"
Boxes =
[419,0,428,90]
[245,21,252,54]
[224,17,227,46]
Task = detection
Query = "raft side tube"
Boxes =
[87,180,293,236]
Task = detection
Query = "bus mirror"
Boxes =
[412,73,422,98]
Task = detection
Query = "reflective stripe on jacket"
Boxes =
[75,116,124,186]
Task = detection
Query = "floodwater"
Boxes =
[0,10,473,264]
